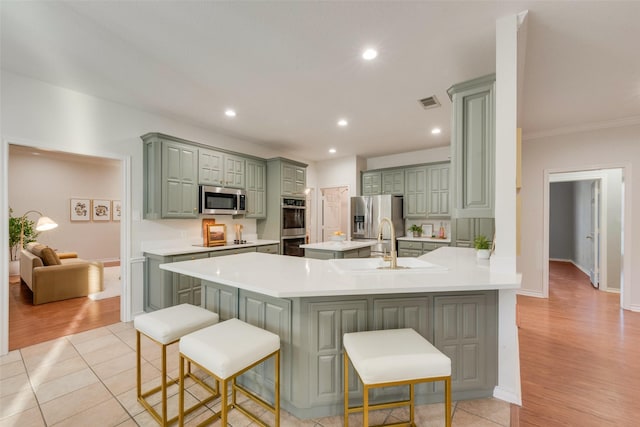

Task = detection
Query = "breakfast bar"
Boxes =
[160,247,521,419]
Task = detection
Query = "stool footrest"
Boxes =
[347,397,411,413]
[233,382,277,426]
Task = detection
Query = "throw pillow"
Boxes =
[40,247,62,266]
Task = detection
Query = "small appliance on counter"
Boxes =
[233,224,247,244]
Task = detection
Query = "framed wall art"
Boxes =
[91,199,111,221]
[70,198,90,221]
[207,224,227,247]
[112,200,121,221]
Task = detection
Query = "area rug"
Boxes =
[89,266,121,300]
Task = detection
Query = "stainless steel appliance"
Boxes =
[281,197,306,256]
[199,186,246,215]
[351,195,404,256]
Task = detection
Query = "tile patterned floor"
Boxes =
[0,322,510,426]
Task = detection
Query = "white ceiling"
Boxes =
[2,1,639,162]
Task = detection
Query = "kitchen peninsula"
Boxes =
[160,247,521,419]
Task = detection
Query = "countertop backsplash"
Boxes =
[406,220,451,239]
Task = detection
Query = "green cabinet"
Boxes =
[404,166,428,218]
[143,134,199,219]
[427,164,450,217]
[282,162,306,196]
[246,159,266,218]
[453,218,494,248]
[362,171,381,196]
[144,252,208,311]
[198,148,245,188]
[397,240,449,257]
[448,74,495,218]
[382,169,404,194]
[434,293,497,393]
[256,243,279,254]
[304,246,371,260]
[208,246,256,257]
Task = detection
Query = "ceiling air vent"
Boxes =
[418,95,440,110]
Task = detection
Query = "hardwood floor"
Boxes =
[8,271,120,351]
[517,261,640,426]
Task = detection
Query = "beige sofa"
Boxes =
[20,242,104,305]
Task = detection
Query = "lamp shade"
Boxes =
[35,216,58,231]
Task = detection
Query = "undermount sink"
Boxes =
[328,257,447,274]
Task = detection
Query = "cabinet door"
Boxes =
[434,294,495,392]
[202,280,238,321]
[476,218,495,244]
[294,166,306,195]
[256,244,279,254]
[404,167,427,218]
[450,76,495,218]
[382,170,404,195]
[223,154,246,188]
[198,148,224,185]
[246,160,266,218]
[162,141,198,218]
[172,253,208,306]
[428,164,450,217]
[362,172,381,195]
[308,300,368,405]
[454,218,473,247]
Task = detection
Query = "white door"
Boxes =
[588,180,600,288]
[321,187,348,241]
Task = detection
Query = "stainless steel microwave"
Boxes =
[199,186,246,215]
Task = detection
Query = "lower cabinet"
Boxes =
[208,246,256,257]
[304,246,371,259]
[256,244,279,254]
[398,240,449,257]
[453,218,495,248]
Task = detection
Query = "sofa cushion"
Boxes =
[29,244,61,266]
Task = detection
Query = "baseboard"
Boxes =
[516,289,545,298]
[493,386,521,405]
[549,258,572,263]
[604,288,621,294]
[627,304,640,312]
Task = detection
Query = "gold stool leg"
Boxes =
[363,384,369,427]
[221,379,229,426]
[410,383,415,425]
[344,351,349,427]
[161,343,168,425]
[275,349,281,426]
[178,354,185,427]
[445,377,452,427]
[136,331,141,400]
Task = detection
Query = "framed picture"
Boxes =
[91,199,111,221]
[421,224,434,237]
[207,224,227,247]
[112,200,121,221]
[70,198,90,221]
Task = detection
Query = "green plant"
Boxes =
[9,208,39,261]
[474,234,490,250]
[408,224,423,234]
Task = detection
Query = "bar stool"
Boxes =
[178,318,281,427]
[343,328,452,427]
[134,303,220,426]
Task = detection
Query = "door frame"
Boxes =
[1,137,132,355]
[320,186,350,242]
[543,166,626,308]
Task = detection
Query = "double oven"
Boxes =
[281,197,306,257]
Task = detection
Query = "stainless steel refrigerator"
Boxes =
[351,195,404,256]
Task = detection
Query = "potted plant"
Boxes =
[408,224,423,238]
[474,234,491,259]
[8,208,39,275]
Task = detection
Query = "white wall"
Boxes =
[519,124,639,310]
[9,147,121,261]
[366,146,450,170]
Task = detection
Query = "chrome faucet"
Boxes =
[377,217,398,269]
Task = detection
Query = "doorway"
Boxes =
[321,186,349,242]
[545,168,624,304]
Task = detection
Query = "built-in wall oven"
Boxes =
[281,197,306,256]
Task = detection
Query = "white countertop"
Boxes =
[160,247,520,298]
[144,239,280,256]
[397,236,451,243]
[300,241,375,251]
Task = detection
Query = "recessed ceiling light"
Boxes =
[431,128,442,135]
[337,119,348,127]
[362,48,378,60]
[225,109,236,117]
[329,148,337,154]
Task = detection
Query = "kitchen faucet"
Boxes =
[377,217,398,269]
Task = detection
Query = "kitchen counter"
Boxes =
[299,240,375,251]
[160,247,519,297]
[397,236,451,243]
[142,239,280,256]
[159,246,521,418]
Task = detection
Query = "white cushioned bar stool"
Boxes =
[134,303,220,426]
[343,328,452,427]
[178,318,281,427]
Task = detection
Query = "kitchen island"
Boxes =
[160,247,521,418]
[300,240,374,259]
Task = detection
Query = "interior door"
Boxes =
[322,187,345,241]
[588,180,600,288]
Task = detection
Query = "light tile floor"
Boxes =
[0,322,510,426]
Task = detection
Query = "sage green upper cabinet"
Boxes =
[427,163,450,217]
[448,74,495,218]
[281,161,306,196]
[362,171,382,196]
[404,166,428,218]
[245,159,266,218]
[382,169,404,194]
[142,133,199,219]
[198,148,245,189]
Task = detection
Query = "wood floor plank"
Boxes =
[517,261,640,426]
